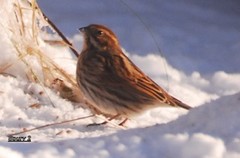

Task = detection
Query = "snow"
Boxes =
[0,0,240,158]
[1,92,240,158]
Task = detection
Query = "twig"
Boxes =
[41,12,79,58]
[7,114,94,137]
[0,63,14,73]
[26,1,79,58]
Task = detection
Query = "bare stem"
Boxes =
[7,114,94,137]
[41,12,79,58]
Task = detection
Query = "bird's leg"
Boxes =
[101,114,121,124]
[118,118,128,126]
[87,114,120,127]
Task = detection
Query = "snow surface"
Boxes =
[0,0,240,158]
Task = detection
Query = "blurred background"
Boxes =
[38,0,240,75]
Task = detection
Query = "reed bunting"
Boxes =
[76,24,191,125]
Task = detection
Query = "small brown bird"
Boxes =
[76,24,191,125]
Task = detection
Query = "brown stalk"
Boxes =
[32,2,79,58]
[7,114,94,137]
[42,12,79,58]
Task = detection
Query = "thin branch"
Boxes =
[27,1,79,58]
[7,114,94,137]
[41,12,79,58]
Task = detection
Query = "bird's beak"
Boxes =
[79,27,86,33]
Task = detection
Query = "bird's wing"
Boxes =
[131,74,191,110]
[97,51,191,110]
[116,53,191,110]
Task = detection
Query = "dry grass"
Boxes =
[1,0,86,105]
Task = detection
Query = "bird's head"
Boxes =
[79,24,119,51]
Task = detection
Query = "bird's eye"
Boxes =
[96,30,104,36]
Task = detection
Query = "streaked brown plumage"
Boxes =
[76,24,191,123]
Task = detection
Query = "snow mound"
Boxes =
[1,93,240,158]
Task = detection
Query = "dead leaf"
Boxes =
[29,103,41,109]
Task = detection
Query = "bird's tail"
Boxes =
[170,96,192,110]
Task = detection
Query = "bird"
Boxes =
[76,24,191,125]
